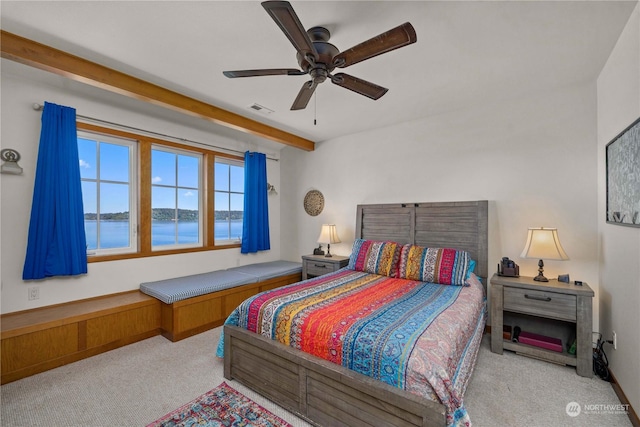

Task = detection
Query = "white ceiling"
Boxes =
[1,1,637,150]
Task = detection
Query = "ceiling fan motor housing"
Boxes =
[296,26,339,82]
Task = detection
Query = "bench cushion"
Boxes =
[139,261,303,305]
[140,270,255,304]
[225,260,302,281]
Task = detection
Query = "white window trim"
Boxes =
[79,130,138,257]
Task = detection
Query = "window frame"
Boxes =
[77,122,243,263]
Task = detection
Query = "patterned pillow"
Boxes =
[467,259,476,279]
[397,244,471,286]
[347,239,401,277]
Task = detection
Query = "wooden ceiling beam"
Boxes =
[0,30,315,151]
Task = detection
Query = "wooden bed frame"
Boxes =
[224,201,488,426]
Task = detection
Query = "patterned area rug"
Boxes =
[147,382,292,427]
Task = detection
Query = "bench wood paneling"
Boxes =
[1,291,161,384]
[1,267,302,383]
[160,272,301,342]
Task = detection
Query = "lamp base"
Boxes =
[533,259,548,282]
[325,243,333,257]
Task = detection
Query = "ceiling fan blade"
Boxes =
[291,80,317,110]
[223,69,306,78]
[262,1,319,62]
[331,73,388,100]
[333,22,417,68]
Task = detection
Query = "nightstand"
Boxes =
[490,274,594,377]
[301,254,349,280]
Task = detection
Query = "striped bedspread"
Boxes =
[217,269,486,426]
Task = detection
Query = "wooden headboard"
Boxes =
[355,200,489,283]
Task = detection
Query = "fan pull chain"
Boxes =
[314,90,317,126]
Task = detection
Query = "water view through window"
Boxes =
[84,219,242,249]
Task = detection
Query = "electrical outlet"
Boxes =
[28,287,39,301]
[613,331,617,350]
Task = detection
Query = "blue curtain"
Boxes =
[241,151,270,253]
[23,102,87,280]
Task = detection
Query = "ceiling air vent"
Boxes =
[247,103,274,115]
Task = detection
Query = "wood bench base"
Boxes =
[160,272,302,342]
[1,291,161,384]
[0,272,302,383]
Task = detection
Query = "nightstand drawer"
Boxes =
[504,287,576,321]
[302,255,349,280]
[306,261,334,277]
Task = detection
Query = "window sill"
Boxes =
[86,244,241,263]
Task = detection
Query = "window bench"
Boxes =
[141,261,302,342]
[0,261,303,384]
[0,291,161,384]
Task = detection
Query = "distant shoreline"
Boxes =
[84,209,242,221]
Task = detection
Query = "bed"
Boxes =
[219,201,488,427]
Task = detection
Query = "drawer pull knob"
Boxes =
[314,264,327,268]
[525,294,551,302]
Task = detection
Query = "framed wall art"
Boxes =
[606,116,640,227]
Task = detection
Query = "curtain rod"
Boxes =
[32,103,279,161]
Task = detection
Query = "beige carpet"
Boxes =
[0,327,632,427]
[464,336,631,427]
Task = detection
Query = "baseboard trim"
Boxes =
[609,368,639,427]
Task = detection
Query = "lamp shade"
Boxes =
[317,224,341,244]
[520,227,569,260]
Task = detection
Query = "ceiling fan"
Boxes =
[223,1,417,111]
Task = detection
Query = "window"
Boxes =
[78,131,137,255]
[214,157,244,244]
[151,146,202,249]
[76,123,244,261]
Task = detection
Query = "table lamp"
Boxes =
[317,224,340,257]
[520,227,569,282]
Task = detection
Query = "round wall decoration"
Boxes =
[303,190,324,216]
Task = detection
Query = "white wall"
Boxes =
[0,63,283,314]
[281,81,600,330]
[597,3,640,413]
